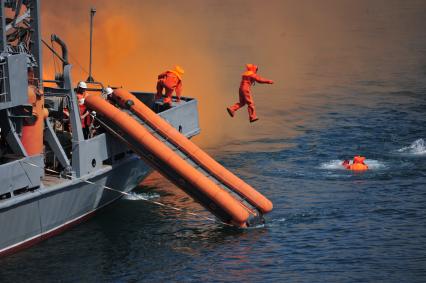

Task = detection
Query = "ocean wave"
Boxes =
[123,192,160,201]
[397,139,426,156]
[319,160,348,170]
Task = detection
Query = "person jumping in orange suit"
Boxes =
[156,65,184,108]
[227,64,273,123]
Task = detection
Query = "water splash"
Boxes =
[320,160,348,170]
[247,223,266,229]
[397,139,426,156]
[123,192,160,201]
[363,159,387,170]
[319,159,386,170]
[263,217,287,228]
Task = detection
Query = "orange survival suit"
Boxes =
[227,64,273,122]
[343,156,368,171]
[156,66,184,107]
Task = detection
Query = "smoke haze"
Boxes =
[41,0,426,148]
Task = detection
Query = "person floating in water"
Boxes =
[342,156,368,171]
[156,65,184,108]
[227,64,274,123]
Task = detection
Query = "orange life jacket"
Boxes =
[349,156,368,171]
[349,163,369,171]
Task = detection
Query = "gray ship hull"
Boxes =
[0,97,200,256]
[0,155,150,256]
[0,0,202,257]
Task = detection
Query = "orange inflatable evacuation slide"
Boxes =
[84,92,273,227]
[111,89,273,215]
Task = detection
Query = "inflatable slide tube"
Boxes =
[85,94,250,227]
[112,89,273,214]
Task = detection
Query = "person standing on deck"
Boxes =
[155,65,184,108]
[227,64,274,123]
[76,81,91,139]
[102,87,114,100]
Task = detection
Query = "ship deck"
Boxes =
[41,173,67,187]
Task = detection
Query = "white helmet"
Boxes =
[104,87,113,95]
[77,81,88,89]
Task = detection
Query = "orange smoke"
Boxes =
[41,0,239,147]
[41,0,426,149]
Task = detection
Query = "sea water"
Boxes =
[1,1,425,282]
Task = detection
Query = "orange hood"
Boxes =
[242,63,258,76]
[167,65,185,80]
[353,155,366,164]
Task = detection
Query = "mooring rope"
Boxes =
[22,161,230,226]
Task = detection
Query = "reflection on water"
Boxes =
[138,171,207,215]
